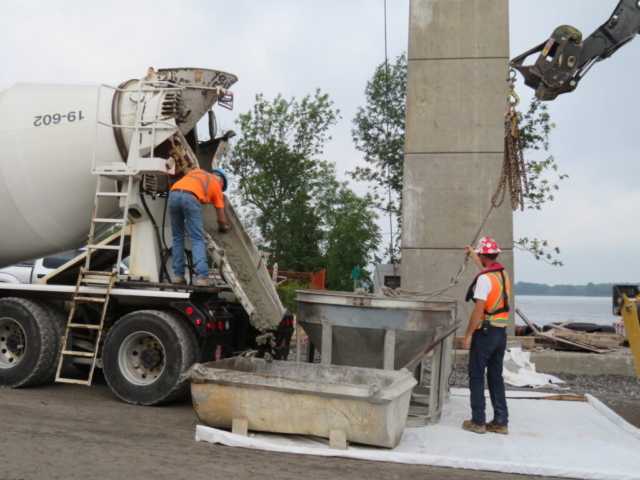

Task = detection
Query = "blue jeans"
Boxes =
[168,191,209,279]
[468,326,509,427]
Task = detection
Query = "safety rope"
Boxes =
[380,68,528,301]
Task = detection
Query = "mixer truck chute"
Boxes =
[0,67,293,405]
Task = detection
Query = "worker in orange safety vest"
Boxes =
[461,236,511,435]
[168,168,229,286]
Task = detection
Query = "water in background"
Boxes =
[514,295,616,327]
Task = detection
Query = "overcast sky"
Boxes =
[1,0,637,285]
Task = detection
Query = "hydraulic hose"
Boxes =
[138,183,172,284]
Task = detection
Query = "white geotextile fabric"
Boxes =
[503,347,566,388]
[196,393,640,480]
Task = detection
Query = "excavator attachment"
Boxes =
[510,25,585,101]
[613,286,640,381]
[512,0,640,101]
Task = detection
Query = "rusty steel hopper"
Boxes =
[295,290,456,369]
[189,357,417,449]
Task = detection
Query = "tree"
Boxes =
[513,99,568,265]
[276,190,324,273]
[350,52,406,262]
[227,90,339,271]
[351,52,406,211]
[518,99,568,210]
[318,187,382,291]
[226,91,382,286]
[352,53,566,265]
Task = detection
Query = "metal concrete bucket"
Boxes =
[189,357,417,448]
[295,290,456,369]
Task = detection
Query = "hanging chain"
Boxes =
[498,69,529,212]
[469,68,529,246]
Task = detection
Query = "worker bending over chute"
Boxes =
[169,168,230,286]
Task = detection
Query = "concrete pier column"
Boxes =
[401,0,515,330]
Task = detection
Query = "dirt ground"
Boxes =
[0,374,583,480]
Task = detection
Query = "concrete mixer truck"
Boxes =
[0,67,293,405]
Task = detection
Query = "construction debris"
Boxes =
[454,336,536,350]
[516,309,623,353]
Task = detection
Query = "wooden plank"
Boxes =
[537,331,610,353]
[454,336,535,349]
[554,331,624,348]
[522,395,588,402]
[516,308,541,335]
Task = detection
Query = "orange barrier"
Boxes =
[267,269,326,290]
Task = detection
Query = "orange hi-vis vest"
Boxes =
[465,263,511,328]
[481,270,511,327]
[170,169,224,208]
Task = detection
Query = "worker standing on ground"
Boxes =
[169,168,230,286]
[461,237,511,435]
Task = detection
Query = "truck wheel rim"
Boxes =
[118,332,165,386]
[0,318,26,369]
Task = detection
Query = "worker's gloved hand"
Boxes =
[218,221,230,233]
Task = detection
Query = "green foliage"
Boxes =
[350,53,406,263]
[318,188,382,291]
[93,224,123,244]
[227,91,382,288]
[515,237,563,267]
[276,191,325,272]
[518,99,569,211]
[276,280,308,314]
[350,52,407,211]
[228,90,340,272]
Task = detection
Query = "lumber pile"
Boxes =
[516,309,624,353]
[454,336,535,350]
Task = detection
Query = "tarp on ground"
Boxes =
[503,347,566,388]
[196,390,640,480]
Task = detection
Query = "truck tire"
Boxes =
[69,303,113,378]
[0,297,60,388]
[102,310,197,405]
[38,300,67,371]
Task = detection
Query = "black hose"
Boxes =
[161,187,170,250]
[138,183,172,284]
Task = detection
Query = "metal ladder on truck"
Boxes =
[54,76,191,385]
[55,176,134,385]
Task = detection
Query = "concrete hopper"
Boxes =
[296,290,456,370]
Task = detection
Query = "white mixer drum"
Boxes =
[0,82,121,267]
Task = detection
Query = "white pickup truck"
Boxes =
[0,249,85,284]
[0,249,129,284]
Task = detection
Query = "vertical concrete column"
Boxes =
[401,0,515,330]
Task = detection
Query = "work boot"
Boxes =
[195,277,212,287]
[486,421,509,435]
[173,277,186,284]
[462,420,486,434]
